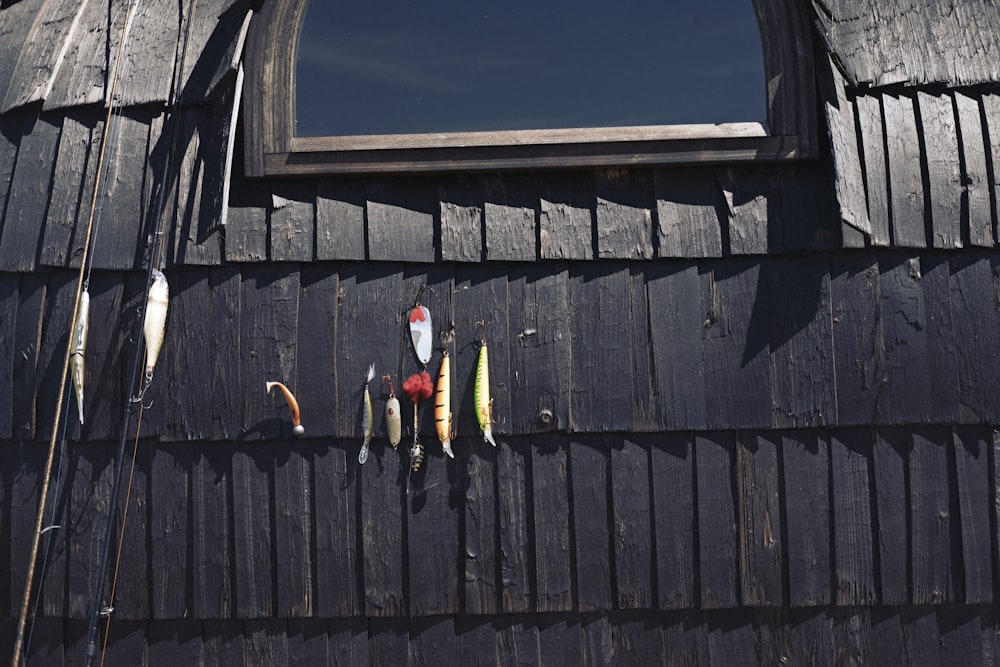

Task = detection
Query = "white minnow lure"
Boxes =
[474,322,496,446]
[143,269,169,379]
[359,364,375,464]
[409,305,433,365]
[265,381,304,436]
[69,289,90,424]
[384,375,401,449]
[435,351,453,458]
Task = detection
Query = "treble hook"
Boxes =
[131,371,154,409]
[413,283,434,306]
[476,319,487,344]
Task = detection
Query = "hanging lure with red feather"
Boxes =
[403,370,434,471]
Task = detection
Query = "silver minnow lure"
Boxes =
[143,269,169,378]
[359,364,375,464]
[69,289,90,424]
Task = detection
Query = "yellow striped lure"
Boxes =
[435,350,454,458]
[265,381,304,436]
[474,321,496,446]
[69,289,90,424]
[359,364,375,464]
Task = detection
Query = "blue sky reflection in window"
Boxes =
[295,0,766,137]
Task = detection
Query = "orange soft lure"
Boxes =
[265,380,304,436]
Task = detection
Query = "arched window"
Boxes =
[243,0,816,175]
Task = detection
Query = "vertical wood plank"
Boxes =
[984,94,1000,242]
[483,174,537,262]
[938,608,984,667]
[921,252,960,423]
[162,269,213,440]
[497,436,532,612]
[950,252,1000,422]
[201,620,246,667]
[701,258,771,430]
[611,436,653,609]
[497,616,539,666]
[651,433,695,609]
[31,272,73,443]
[768,255,835,428]
[191,446,234,619]
[646,262,705,430]
[539,615,583,666]
[149,444,191,618]
[65,443,115,618]
[9,444,44,621]
[829,252,883,425]
[533,434,573,612]
[313,443,361,617]
[610,613,663,664]
[909,427,956,604]
[870,609,905,666]
[872,429,908,605]
[269,182,316,263]
[716,168,775,256]
[243,619,289,666]
[697,432,739,608]
[786,610,835,664]
[0,275,15,439]
[0,113,60,272]
[274,444,313,617]
[569,435,612,612]
[654,169,725,258]
[917,92,962,248]
[295,265,338,438]
[954,93,993,247]
[594,170,653,259]
[239,265,299,440]
[328,618,369,665]
[366,178,436,263]
[883,93,928,248]
[830,429,877,605]
[360,439,405,617]
[147,620,202,666]
[627,265,656,431]
[736,431,783,607]
[879,254,932,424]
[782,430,832,606]
[854,95,892,245]
[315,179,366,261]
[209,267,241,440]
[568,263,633,432]
[508,264,570,434]
[953,426,993,604]
[706,610,757,667]
[439,176,485,262]
[115,440,151,620]
[11,269,46,441]
[369,618,409,665]
[538,173,594,260]
[225,170,270,262]
[231,444,274,618]
[462,437,497,615]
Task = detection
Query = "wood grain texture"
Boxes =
[8,443,44,621]
[508,264,570,434]
[854,95,892,246]
[594,170,653,259]
[315,179,366,261]
[225,154,270,262]
[830,429,877,605]
[882,94,928,248]
[168,107,222,267]
[768,255,835,428]
[151,444,191,619]
[954,92,994,247]
[497,436,532,612]
[483,174,537,262]
[176,0,251,103]
[917,92,962,249]
[919,253,960,423]
[654,169,724,258]
[716,167,775,256]
[909,427,956,604]
[532,434,573,612]
[782,431,832,606]
[209,267,241,440]
[65,443,115,619]
[294,265,337,438]
[162,269,213,440]
[191,445,234,619]
[984,94,1000,239]
[627,265,656,431]
[539,173,594,260]
[822,55,872,239]
[952,426,993,604]
[736,431,783,607]
[696,432,739,609]
[312,443,361,617]
[366,178,436,263]
[273,444,313,617]
[110,0,179,107]
[29,272,74,444]
[651,433,695,610]
[360,429,405,616]
[872,429,908,605]
[439,175,485,262]
[42,0,110,110]
[611,436,653,609]
[269,182,315,262]
[569,436,612,612]
[568,263,633,432]
[0,275,16,439]
[950,252,1000,423]
[646,261,705,430]
[829,252,883,425]
[231,444,275,618]
[12,273,46,441]
[878,254,932,424]
[701,258,771,429]
[0,112,60,272]
[462,436,498,615]
[238,265,299,439]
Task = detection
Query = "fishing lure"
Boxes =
[435,351,453,458]
[384,375,402,448]
[409,304,433,366]
[265,380,304,436]
[403,371,434,471]
[69,289,90,424]
[474,322,496,446]
[143,269,169,380]
[359,364,375,464]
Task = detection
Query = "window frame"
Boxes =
[242,0,816,177]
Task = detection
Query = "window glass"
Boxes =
[295,0,766,138]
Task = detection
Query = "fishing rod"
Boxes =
[9,2,141,665]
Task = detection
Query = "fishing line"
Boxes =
[11,1,143,665]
